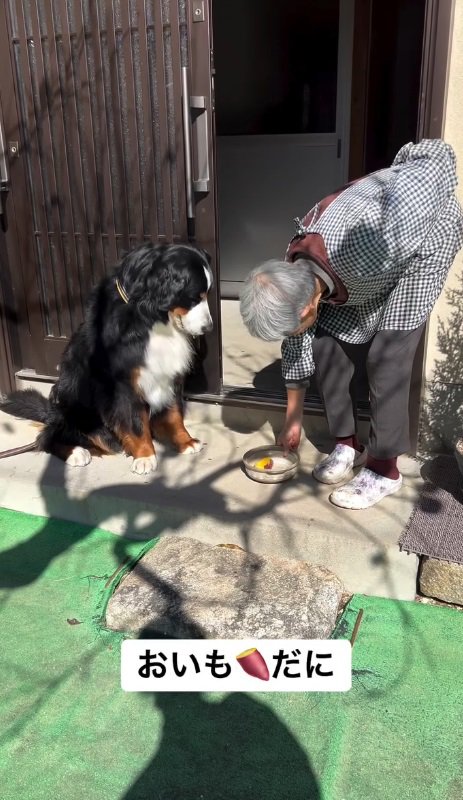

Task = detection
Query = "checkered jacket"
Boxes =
[281,139,463,385]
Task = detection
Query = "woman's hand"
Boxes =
[277,387,306,454]
[277,419,302,453]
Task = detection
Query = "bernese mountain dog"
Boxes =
[1,242,213,474]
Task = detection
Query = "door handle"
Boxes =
[190,95,210,193]
[181,66,195,224]
[181,68,210,228]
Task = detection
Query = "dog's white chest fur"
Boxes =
[137,322,193,412]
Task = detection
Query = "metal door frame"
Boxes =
[186,0,222,394]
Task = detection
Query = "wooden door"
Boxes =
[0,0,220,392]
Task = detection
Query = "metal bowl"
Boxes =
[242,445,300,484]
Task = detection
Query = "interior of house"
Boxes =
[211,0,426,405]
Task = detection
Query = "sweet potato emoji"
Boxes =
[236,648,270,681]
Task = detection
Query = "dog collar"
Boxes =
[115,278,129,304]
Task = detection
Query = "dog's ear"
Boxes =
[119,242,165,288]
[118,243,170,320]
[138,245,193,323]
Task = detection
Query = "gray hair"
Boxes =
[239,259,316,340]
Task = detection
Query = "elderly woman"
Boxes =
[240,139,463,509]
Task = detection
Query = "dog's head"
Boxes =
[118,242,214,335]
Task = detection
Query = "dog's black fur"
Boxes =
[1,242,212,463]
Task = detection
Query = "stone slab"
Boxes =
[419,556,463,606]
[105,535,344,639]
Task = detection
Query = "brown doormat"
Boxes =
[399,455,463,564]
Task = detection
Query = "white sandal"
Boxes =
[312,443,367,485]
[329,467,403,509]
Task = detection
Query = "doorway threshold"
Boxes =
[185,386,371,442]
[187,385,370,418]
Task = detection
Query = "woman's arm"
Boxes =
[277,386,306,453]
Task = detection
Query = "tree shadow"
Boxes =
[0,393,418,602]
[0,433,306,590]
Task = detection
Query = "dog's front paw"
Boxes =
[179,438,204,455]
[66,447,92,467]
[132,455,158,475]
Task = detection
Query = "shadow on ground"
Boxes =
[119,617,321,799]
[121,687,321,800]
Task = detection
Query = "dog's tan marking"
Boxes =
[115,407,155,459]
[87,434,116,456]
[130,368,145,399]
[170,307,189,317]
[151,404,202,454]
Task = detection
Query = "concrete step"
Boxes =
[0,405,420,600]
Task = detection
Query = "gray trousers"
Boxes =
[312,324,426,459]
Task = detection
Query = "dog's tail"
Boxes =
[0,389,50,423]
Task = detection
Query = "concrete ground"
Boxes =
[221,299,284,389]
[0,398,421,600]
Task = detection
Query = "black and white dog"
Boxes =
[1,242,213,473]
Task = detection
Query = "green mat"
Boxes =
[1,506,462,800]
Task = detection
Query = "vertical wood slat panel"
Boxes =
[12,0,61,338]
[0,1,47,372]
[161,0,187,240]
[161,0,179,236]
[23,0,74,338]
[81,0,118,272]
[67,0,106,285]
[115,0,143,245]
[96,0,130,258]
[173,0,188,238]
[40,0,87,327]
[149,0,173,240]
[132,0,160,241]
[52,0,95,304]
